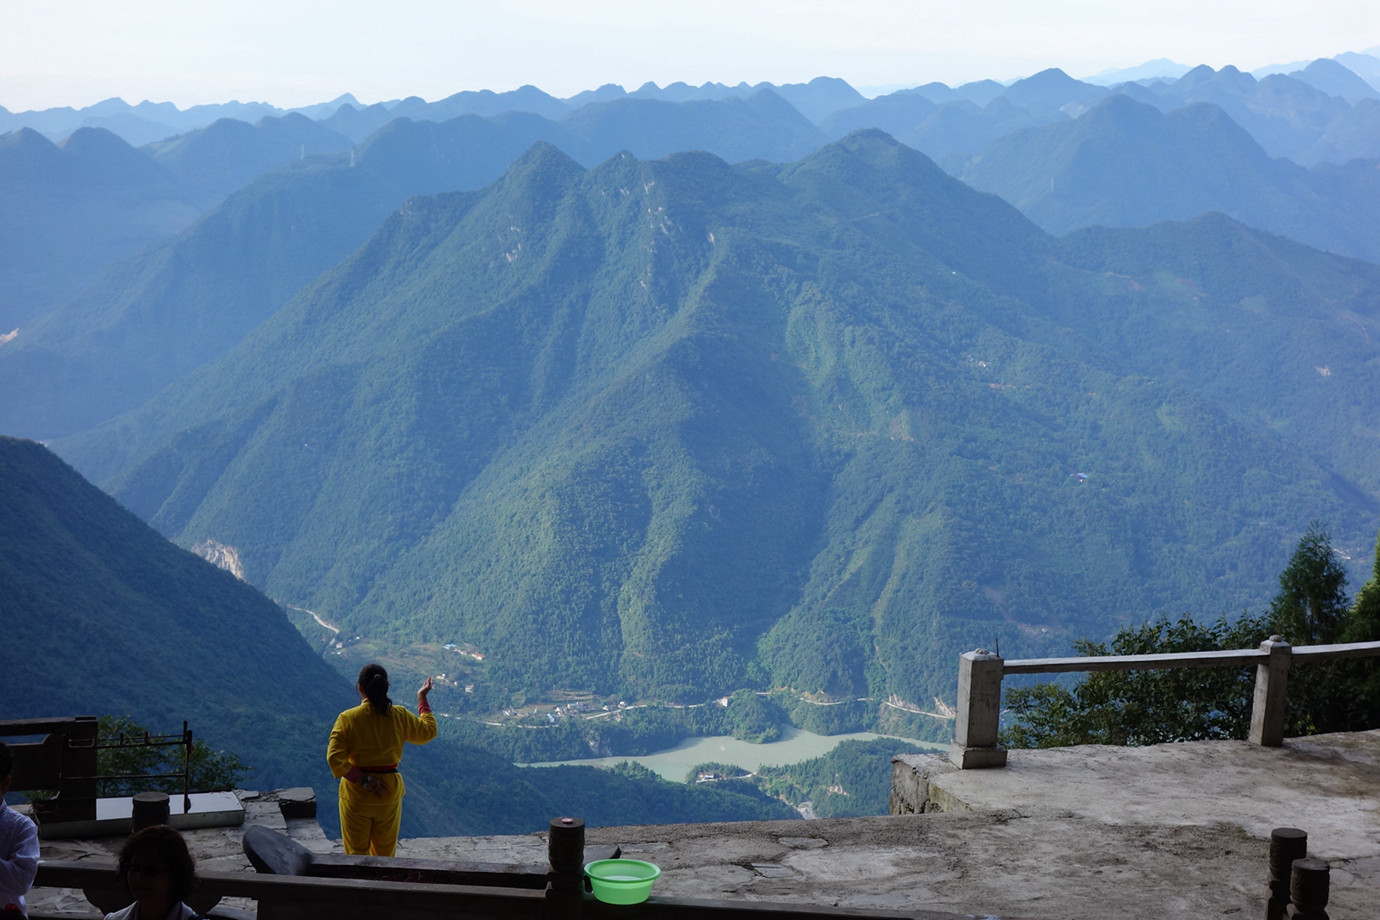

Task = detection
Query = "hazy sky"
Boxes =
[3,0,1377,111]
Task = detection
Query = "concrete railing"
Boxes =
[949,637,1380,768]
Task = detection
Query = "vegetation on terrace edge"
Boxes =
[1002,522,1380,748]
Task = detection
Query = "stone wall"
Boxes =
[889,753,970,815]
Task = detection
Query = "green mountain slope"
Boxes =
[0,435,797,835]
[0,435,349,792]
[52,132,1380,712]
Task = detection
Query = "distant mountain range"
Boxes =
[955,94,1380,263]
[3,55,1374,335]
[4,51,1376,155]
[3,55,1378,435]
[0,114,354,329]
[38,132,1380,713]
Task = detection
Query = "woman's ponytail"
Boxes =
[357,663,393,715]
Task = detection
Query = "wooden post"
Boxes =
[949,649,1007,768]
[1287,857,1329,919]
[1250,636,1292,746]
[546,816,585,920]
[546,816,585,893]
[1266,827,1307,920]
[131,791,170,832]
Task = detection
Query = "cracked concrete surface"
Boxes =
[29,731,1379,919]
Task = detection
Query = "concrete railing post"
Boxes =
[1250,636,1292,746]
[950,649,1007,768]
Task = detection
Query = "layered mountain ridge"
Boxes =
[50,132,1380,709]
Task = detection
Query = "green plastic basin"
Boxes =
[584,858,662,904]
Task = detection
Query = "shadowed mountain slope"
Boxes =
[51,133,1380,711]
[0,435,799,835]
[0,435,350,793]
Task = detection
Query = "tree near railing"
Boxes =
[949,637,1380,769]
[998,522,1380,751]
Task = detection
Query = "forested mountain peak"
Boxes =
[48,135,1380,712]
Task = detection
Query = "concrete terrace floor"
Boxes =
[29,730,1380,919]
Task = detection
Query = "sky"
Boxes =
[2,0,1377,112]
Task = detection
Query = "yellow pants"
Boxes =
[338,773,404,856]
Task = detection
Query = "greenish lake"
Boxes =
[521,725,942,782]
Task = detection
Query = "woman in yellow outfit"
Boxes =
[327,663,437,856]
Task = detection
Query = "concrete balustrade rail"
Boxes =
[950,637,1380,768]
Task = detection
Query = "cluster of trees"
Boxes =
[16,716,250,805]
[679,738,931,818]
[751,738,925,818]
[90,715,251,797]
[1003,522,1380,747]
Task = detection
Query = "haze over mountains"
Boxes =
[37,129,1380,703]
[3,50,1379,831]
[3,53,1377,336]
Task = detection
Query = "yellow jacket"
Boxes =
[327,700,437,784]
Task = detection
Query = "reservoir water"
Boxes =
[521,725,941,782]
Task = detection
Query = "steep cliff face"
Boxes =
[193,537,246,580]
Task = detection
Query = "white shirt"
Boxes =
[0,800,39,917]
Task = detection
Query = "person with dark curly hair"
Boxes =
[104,825,199,920]
[327,663,436,856]
[1,741,40,918]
